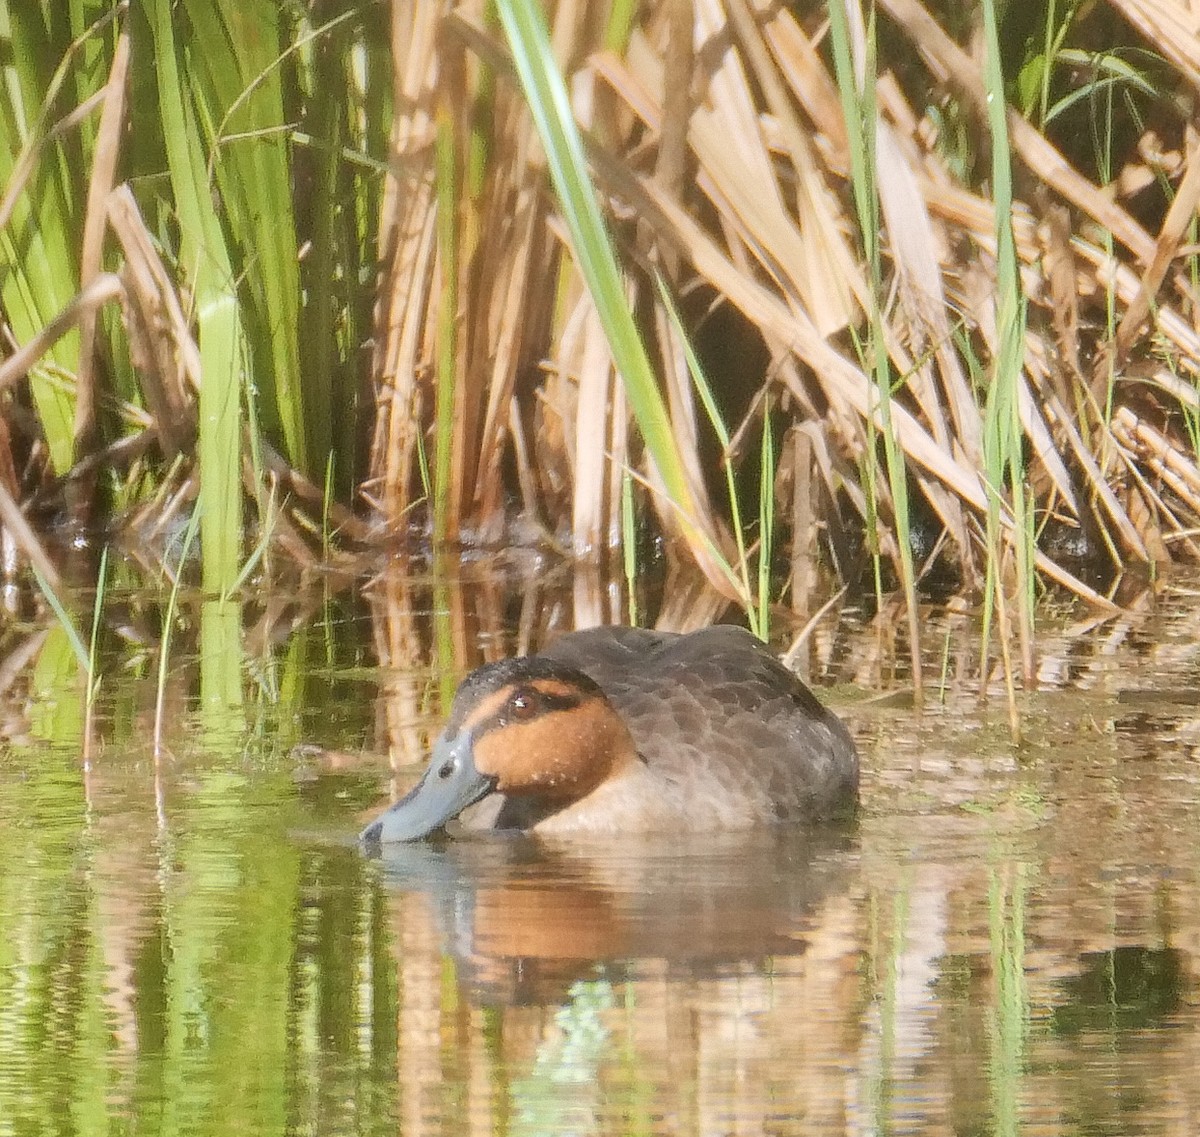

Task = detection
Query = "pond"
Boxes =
[1,562,1199,1136]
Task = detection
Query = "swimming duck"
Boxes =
[360,624,858,844]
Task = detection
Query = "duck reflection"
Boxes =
[373,824,858,1005]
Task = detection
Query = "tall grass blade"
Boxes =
[433,105,459,544]
[828,0,923,694]
[32,565,88,672]
[300,8,365,500]
[495,0,716,576]
[981,0,1034,717]
[758,393,775,641]
[149,0,244,595]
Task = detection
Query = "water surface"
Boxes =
[2,572,1199,1135]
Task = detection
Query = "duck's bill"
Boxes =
[360,733,495,845]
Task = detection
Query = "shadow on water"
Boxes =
[4,560,1200,1133]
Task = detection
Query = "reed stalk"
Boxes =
[495,0,716,575]
[149,0,244,596]
[199,596,245,731]
[757,393,775,641]
[433,104,459,546]
[828,0,923,693]
[8,0,1200,645]
[980,0,1034,718]
[621,466,639,626]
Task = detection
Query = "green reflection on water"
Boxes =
[30,625,85,749]
[0,762,394,1137]
[988,862,1030,1137]
[0,598,394,1137]
[4,582,1200,1136]
[512,979,616,1137]
[1052,946,1185,1035]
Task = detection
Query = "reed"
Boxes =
[32,564,88,672]
[1,1,373,588]
[980,0,1035,719]
[828,0,923,691]
[658,276,762,631]
[8,0,1200,664]
[495,0,720,578]
[0,3,114,476]
[149,0,247,596]
[621,466,639,626]
[432,106,459,546]
[756,392,775,641]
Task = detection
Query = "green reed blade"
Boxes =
[981,0,1034,701]
[655,275,755,621]
[496,0,704,547]
[184,0,308,478]
[200,597,246,729]
[303,14,351,498]
[0,3,89,474]
[828,1,922,691]
[32,564,88,672]
[29,624,85,748]
[150,0,244,594]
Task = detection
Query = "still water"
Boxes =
[1,567,1199,1135]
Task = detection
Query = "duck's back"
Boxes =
[541,625,857,829]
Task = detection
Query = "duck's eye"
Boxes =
[437,760,456,780]
[506,686,541,722]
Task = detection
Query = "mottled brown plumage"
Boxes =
[360,624,858,844]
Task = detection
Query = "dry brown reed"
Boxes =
[365,0,1200,623]
[6,0,1200,638]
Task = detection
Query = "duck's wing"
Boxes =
[541,625,672,676]
[545,625,824,714]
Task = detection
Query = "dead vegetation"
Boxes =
[3,0,1200,634]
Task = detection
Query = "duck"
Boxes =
[359,624,858,845]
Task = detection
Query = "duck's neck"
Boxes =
[484,737,640,832]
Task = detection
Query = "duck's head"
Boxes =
[360,657,638,845]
